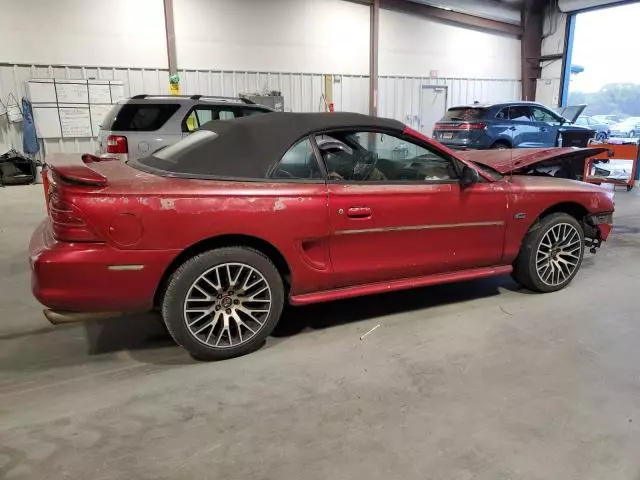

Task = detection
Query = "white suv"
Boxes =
[97,95,273,161]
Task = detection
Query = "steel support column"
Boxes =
[521,0,544,101]
[163,0,178,76]
[369,0,380,116]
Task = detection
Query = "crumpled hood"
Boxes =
[457,147,608,174]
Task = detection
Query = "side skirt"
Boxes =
[289,265,513,306]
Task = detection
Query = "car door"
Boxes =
[507,105,539,147]
[530,106,561,147]
[318,129,508,288]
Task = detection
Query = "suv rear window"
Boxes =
[101,103,180,132]
[443,108,485,121]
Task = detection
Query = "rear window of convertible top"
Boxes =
[134,130,220,173]
[132,130,276,180]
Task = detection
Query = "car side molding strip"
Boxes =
[334,221,505,236]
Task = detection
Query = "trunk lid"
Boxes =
[458,147,607,174]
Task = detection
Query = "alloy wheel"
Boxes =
[535,223,583,287]
[183,263,272,348]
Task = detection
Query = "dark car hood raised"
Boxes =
[457,147,607,174]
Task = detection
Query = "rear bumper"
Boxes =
[29,219,180,312]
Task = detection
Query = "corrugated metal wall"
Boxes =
[0,63,520,156]
[378,76,522,123]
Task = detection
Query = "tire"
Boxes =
[512,213,585,293]
[630,131,636,138]
[162,247,285,361]
[595,132,606,141]
[490,141,511,150]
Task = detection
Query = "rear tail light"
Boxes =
[49,194,102,242]
[434,122,486,131]
[106,135,128,154]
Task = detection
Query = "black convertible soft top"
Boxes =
[133,112,406,179]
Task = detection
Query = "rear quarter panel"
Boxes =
[502,176,614,263]
[67,172,332,295]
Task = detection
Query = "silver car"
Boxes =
[97,95,273,161]
[610,117,640,138]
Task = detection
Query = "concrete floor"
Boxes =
[1,184,640,480]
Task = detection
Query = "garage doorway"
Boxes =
[420,85,447,136]
[565,2,640,136]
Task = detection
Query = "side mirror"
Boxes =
[460,165,480,188]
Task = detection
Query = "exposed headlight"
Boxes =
[591,212,613,224]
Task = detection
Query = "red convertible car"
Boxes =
[30,113,614,360]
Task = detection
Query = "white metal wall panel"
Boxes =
[173,0,370,75]
[410,0,521,25]
[0,0,167,68]
[0,65,372,155]
[378,76,521,127]
[379,9,521,79]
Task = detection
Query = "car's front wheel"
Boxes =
[162,247,284,361]
[512,213,585,293]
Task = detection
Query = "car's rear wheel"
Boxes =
[630,130,636,138]
[595,132,606,141]
[512,213,585,293]
[162,247,284,361]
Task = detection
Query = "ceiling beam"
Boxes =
[378,0,523,36]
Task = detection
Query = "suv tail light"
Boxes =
[106,135,128,154]
[49,194,102,242]
[434,122,486,131]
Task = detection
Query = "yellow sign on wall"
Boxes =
[169,83,181,96]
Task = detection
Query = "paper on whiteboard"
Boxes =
[89,83,112,104]
[60,107,92,137]
[90,104,114,136]
[27,80,57,103]
[33,108,62,138]
[110,84,126,102]
[56,82,89,104]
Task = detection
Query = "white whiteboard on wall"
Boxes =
[56,81,89,104]
[90,104,114,136]
[59,107,92,137]
[27,80,57,103]
[89,83,112,104]
[33,108,62,138]
[28,79,126,139]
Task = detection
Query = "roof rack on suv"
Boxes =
[129,94,254,104]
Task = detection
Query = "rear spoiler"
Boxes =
[45,154,111,186]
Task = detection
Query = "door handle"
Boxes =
[508,126,516,131]
[346,206,372,219]
[540,127,548,132]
